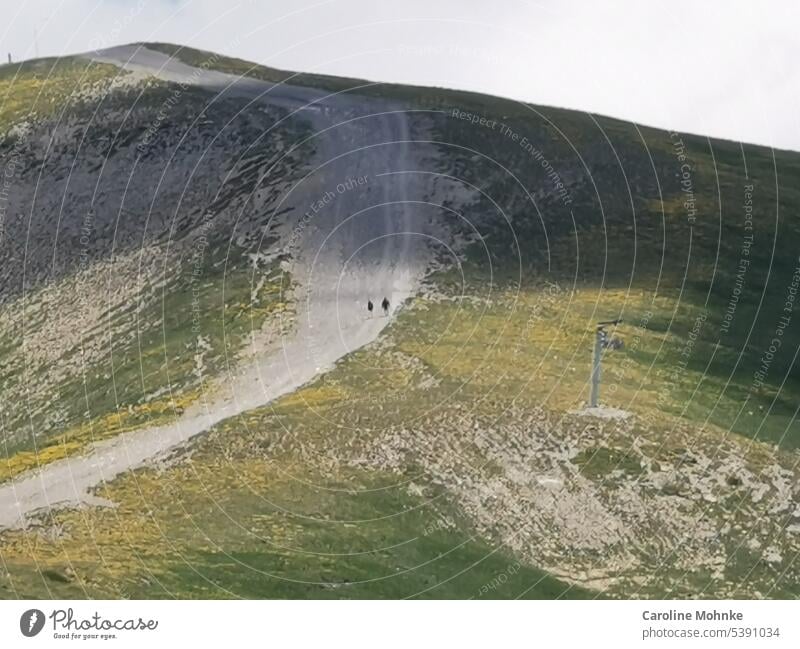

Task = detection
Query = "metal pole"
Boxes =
[590,327,603,408]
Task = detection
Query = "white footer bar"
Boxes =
[1,600,796,648]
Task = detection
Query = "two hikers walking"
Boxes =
[366,297,389,317]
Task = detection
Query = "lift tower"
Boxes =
[589,319,623,408]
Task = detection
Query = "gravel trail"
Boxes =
[0,46,443,529]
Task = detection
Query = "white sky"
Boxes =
[2,0,798,151]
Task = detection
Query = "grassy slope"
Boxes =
[0,57,120,126]
[1,44,799,599]
[0,245,291,481]
[4,280,796,598]
[0,459,590,599]
[427,95,800,450]
[148,43,800,449]
[0,55,301,476]
[0,48,591,600]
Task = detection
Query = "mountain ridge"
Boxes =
[11,40,794,154]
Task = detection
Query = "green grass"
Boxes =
[144,480,589,600]
[0,462,590,599]
[574,447,644,481]
[0,57,121,131]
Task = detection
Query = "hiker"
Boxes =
[381,296,390,315]
[367,299,374,316]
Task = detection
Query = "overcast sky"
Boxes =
[2,0,797,151]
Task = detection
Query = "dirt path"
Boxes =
[0,46,441,529]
